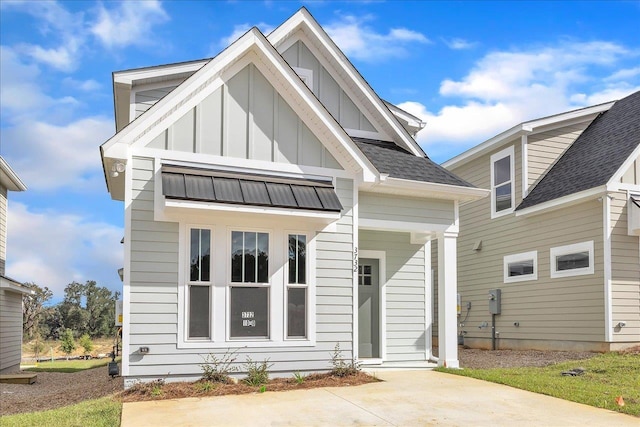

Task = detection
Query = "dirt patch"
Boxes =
[0,366,123,416]
[457,348,598,369]
[121,371,377,403]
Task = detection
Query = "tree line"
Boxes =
[23,280,121,342]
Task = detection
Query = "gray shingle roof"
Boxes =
[517,90,640,210]
[353,137,474,187]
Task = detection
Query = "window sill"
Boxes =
[550,268,594,279]
[504,274,537,283]
[177,338,316,349]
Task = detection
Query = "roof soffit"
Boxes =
[101,28,378,183]
[268,8,425,158]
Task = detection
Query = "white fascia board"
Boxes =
[443,102,615,170]
[383,101,426,129]
[371,176,489,201]
[268,8,425,158]
[515,185,606,217]
[0,157,27,191]
[113,60,208,86]
[0,277,34,295]
[165,200,340,221]
[607,143,640,189]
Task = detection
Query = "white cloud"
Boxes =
[398,41,640,159]
[605,66,640,82]
[442,38,477,50]
[325,14,430,62]
[91,0,169,49]
[3,116,113,192]
[6,202,123,298]
[62,77,102,92]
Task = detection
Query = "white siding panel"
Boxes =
[225,65,249,159]
[360,193,454,226]
[199,87,223,156]
[0,290,23,372]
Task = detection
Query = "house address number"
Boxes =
[242,311,255,327]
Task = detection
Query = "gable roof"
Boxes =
[0,157,26,192]
[517,90,640,211]
[353,138,473,187]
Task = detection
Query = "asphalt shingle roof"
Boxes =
[517,90,640,210]
[353,137,474,188]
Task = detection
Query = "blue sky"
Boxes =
[1,0,639,302]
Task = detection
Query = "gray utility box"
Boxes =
[489,289,501,314]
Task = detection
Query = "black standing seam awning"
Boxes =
[161,166,343,212]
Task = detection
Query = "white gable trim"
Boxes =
[607,143,640,189]
[515,185,606,217]
[0,157,27,191]
[268,8,425,157]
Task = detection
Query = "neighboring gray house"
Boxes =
[443,91,640,352]
[0,156,30,373]
[100,8,486,386]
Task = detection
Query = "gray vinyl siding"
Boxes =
[610,191,640,342]
[527,122,590,190]
[126,157,354,381]
[359,193,454,227]
[449,148,606,346]
[0,185,6,276]
[144,64,342,170]
[0,289,23,372]
[282,41,376,134]
[135,86,177,118]
[359,230,426,361]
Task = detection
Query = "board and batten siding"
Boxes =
[610,190,640,343]
[282,41,376,134]
[527,122,590,191]
[449,145,606,349]
[144,64,341,170]
[359,193,454,227]
[0,185,7,276]
[0,289,23,372]
[126,157,355,381]
[359,230,426,361]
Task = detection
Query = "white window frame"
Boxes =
[503,251,538,283]
[284,232,309,340]
[227,228,272,341]
[490,145,515,218]
[550,241,595,278]
[185,225,214,341]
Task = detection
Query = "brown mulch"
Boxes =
[1,347,612,415]
[121,372,377,403]
[0,366,123,416]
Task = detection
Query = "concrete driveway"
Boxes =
[121,370,637,426]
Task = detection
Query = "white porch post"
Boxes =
[437,231,459,368]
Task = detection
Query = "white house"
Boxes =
[100,8,487,386]
[0,156,30,373]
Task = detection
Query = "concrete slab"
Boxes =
[121,370,638,427]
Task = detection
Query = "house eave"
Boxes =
[368,176,489,201]
[0,157,27,191]
[515,186,607,217]
[0,276,33,295]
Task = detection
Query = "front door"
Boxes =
[358,258,380,358]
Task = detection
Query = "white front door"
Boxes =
[358,258,380,358]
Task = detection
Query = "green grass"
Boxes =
[436,352,640,417]
[23,357,120,373]
[0,396,121,427]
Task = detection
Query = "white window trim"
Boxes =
[503,251,538,283]
[284,231,310,341]
[490,145,515,219]
[182,224,214,343]
[358,250,387,362]
[550,240,595,278]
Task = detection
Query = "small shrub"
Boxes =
[243,357,272,387]
[150,381,164,398]
[59,329,76,359]
[293,371,305,384]
[79,334,93,355]
[200,349,239,383]
[330,343,361,377]
[195,381,216,393]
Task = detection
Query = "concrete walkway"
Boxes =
[121,370,638,426]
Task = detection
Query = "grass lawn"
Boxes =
[436,352,640,417]
[23,357,120,373]
[0,396,121,427]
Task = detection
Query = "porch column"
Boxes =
[437,231,459,368]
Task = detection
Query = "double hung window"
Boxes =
[287,234,307,339]
[491,146,515,217]
[188,228,212,339]
[230,231,269,339]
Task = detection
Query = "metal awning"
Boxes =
[161,165,343,212]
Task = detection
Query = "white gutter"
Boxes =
[0,157,27,191]
[515,186,606,217]
[376,176,490,202]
